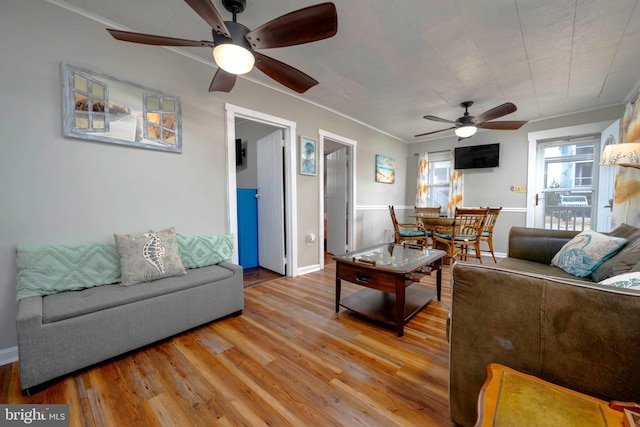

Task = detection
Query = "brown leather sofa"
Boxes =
[448,226,640,426]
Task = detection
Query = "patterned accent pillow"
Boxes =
[551,230,628,278]
[114,227,186,286]
[16,243,121,300]
[177,233,233,269]
[598,272,640,289]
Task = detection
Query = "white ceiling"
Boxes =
[52,0,640,143]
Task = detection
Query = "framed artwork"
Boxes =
[376,154,395,183]
[300,136,317,176]
[61,63,182,153]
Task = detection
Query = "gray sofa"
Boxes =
[17,260,243,394]
[449,226,640,426]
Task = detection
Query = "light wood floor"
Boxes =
[0,256,492,426]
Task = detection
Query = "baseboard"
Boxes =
[0,346,18,366]
[297,264,321,276]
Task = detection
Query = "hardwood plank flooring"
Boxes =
[242,267,283,288]
[0,256,493,426]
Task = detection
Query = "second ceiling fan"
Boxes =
[415,101,528,140]
[107,0,338,93]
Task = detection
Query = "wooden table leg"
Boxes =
[395,276,405,337]
[435,259,442,301]
[335,276,341,313]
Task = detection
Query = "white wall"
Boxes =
[235,120,280,189]
[0,0,407,354]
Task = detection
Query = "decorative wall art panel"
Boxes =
[61,63,181,153]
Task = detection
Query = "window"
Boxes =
[71,71,108,132]
[426,151,452,208]
[143,95,177,145]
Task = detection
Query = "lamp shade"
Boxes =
[213,44,255,74]
[455,126,477,138]
[600,143,640,168]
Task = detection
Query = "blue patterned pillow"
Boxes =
[177,234,233,269]
[551,230,628,277]
[16,243,121,300]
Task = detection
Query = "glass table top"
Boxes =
[333,243,444,272]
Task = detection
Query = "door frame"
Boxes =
[225,103,298,276]
[318,129,357,269]
[526,120,615,227]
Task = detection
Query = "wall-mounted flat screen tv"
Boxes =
[454,143,500,170]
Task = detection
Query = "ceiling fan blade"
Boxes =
[209,68,237,92]
[245,3,338,49]
[476,120,528,130]
[254,52,318,93]
[183,0,230,37]
[107,29,214,47]
[473,102,517,124]
[414,127,456,138]
[423,115,456,124]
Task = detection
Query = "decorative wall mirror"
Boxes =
[61,63,181,153]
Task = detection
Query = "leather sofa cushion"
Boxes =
[497,258,592,283]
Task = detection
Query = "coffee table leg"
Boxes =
[396,277,405,337]
[436,260,442,301]
[335,277,341,313]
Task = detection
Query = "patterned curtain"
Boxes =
[415,152,429,207]
[447,150,463,216]
[613,92,640,227]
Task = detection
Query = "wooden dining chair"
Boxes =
[479,207,502,262]
[388,206,427,246]
[414,206,441,246]
[432,207,488,264]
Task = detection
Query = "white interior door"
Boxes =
[326,147,348,255]
[596,120,620,232]
[257,130,286,274]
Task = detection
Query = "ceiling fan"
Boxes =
[415,101,528,139]
[106,0,337,93]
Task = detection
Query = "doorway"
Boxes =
[225,103,298,277]
[526,120,616,230]
[318,130,357,269]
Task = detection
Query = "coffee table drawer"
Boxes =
[336,263,397,292]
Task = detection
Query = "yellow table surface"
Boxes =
[475,364,624,427]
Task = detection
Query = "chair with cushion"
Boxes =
[479,207,502,262]
[389,205,427,246]
[414,206,441,246]
[433,207,488,264]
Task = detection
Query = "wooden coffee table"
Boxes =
[333,243,445,336]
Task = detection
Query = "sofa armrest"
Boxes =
[218,261,243,276]
[508,226,578,264]
[17,296,43,329]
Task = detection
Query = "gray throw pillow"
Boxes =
[592,223,640,282]
[114,227,186,286]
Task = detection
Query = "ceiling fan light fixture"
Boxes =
[455,125,477,138]
[213,44,255,74]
